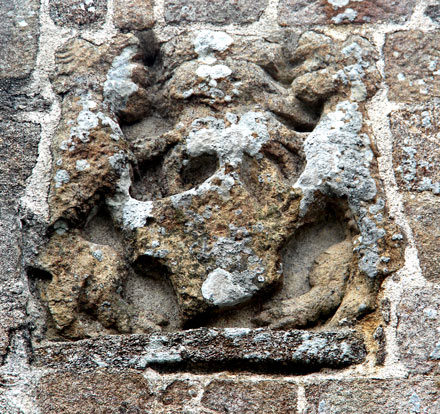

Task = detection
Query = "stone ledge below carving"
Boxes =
[34,328,366,374]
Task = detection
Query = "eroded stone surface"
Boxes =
[391,107,440,195]
[34,374,440,414]
[397,286,440,375]
[0,78,51,116]
[425,4,440,24]
[304,379,440,413]
[201,380,297,413]
[403,195,440,282]
[34,328,367,372]
[0,120,41,199]
[385,31,440,103]
[49,0,107,27]
[0,119,40,360]
[1,0,440,412]
[47,34,149,223]
[37,373,258,414]
[0,7,43,409]
[391,107,440,282]
[0,0,40,79]
[27,28,405,341]
[114,0,155,31]
[278,0,416,26]
[37,370,153,413]
[35,371,293,413]
[165,0,268,24]
[0,331,36,414]
[255,239,352,328]
[0,208,28,360]
[0,120,40,370]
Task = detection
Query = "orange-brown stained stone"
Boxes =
[114,0,155,31]
[37,370,153,414]
[385,31,440,103]
[278,0,416,26]
[201,380,298,413]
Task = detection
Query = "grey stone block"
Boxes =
[114,0,155,31]
[165,0,268,24]
[49,0,107,28]
[201,380,298,413]
[0,0,40,79]
[0,120,41,201]
[425,4,440,24]
[397,287,440,375]
[305,379,440,413]
[34,328,366,373]
[385,31,440,103]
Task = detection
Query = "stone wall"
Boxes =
[1,0,440,412]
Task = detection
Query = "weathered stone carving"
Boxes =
[28,28,405,340]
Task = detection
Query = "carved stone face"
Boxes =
[30,29,405,339]
[108,108,305,322]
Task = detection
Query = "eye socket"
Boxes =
[180,153,219,191]
[130,155,169,202]
[27,266,53,281]
[129,151,219,202]
[133,255,171,280]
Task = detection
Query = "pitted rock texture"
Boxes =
[254,239,353,329]
[402,195,440,283]
[37,370,154,414]
[34,373,440,413]
[397,287,440,375]
[28,28,404,341]
[200,380,298,413]
[425,4,440,23]
[49,0,107,27]
[0,208,30,360]
[36,372,300,414]
[392,107,440,195]
[391,107,440,282]
[0,121,41,199]
[2,0,440,412]
[278,0,417,26]
[114,0,155,31]
[304,379,440,413]
[385,31,440,103]
[34,328,367,372]
[164,0,269,24]
[0,0,40,79]
[47,34,146,223]
[0,78,50,116]
[34,232,132,338]
[0,121,40,368]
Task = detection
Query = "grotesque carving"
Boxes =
[29,28,404,339]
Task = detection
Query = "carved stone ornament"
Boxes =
[27,28,405,344]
